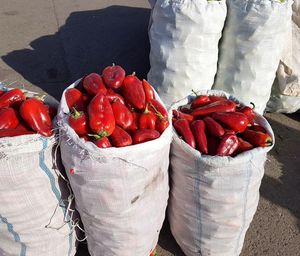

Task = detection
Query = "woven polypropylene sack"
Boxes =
[0,132,76,256]
[213,0,293,114]
[57,79,172,256]
[168,90,274,256]
[147,0,227,107]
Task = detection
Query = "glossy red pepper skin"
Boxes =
[132,129,160,144]
[142,79,155,102]
[106,89,125,105]
[20,98,53,137]
[102,64,126,90]
[211,112,249,133]
[83,73,107,96]
[110,126,132,147]
[216,133,239,156]
[126,112,140,134]
[207,136,219,156]
[155,117,169,134]
[111,100,133,130]
[81,135,91,142]
[0,90,5,96]
[191,95,211,109]
[242,128,272,147]
[122,74,146,110]
[190,120,208,154]
[249,124,267,133]
[0,108,19,129]
[209,95,227,103]
[0,89,25,109]
[0,129,35,137]
[69,108,88,136]
[65,88,86,111]
[139,105,157,130]
[88,93,115,137]
[173,119,196,149]
[236,137,254,154]
[238,103,256,125]
[203,116,225,137]
[172,110,194,122]
[16,122,31,131]
[148,99,168,119]
[191,100,236,117]
[89,135,112,148]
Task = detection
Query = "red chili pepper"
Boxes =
[83,73,107,96]
[190,120,208,154]
[216,133,239,156]
[173,119,196,148]
[0,129,35,138]
[155,116,169,134]
[142,79,155,102]
[178,105,192,114]
[0,90,6,96]
[20,98,53,137]
[148,99,168,119]
[0,108,19,129]
[69,108,88,136]
[109,126,132,147]
[238,103,256,125]
[191,100,236,117]
[102,64,126,90]
[111,99,133,130]
[122,73,146,110]
[172,110,194,123]
[139,104,157,130]
[242,128,273,147]
[207,136,219,156]
[249,124,267,133]
[209,95,227,103]
[88,93,115,137]
[88,134,112,148]
[16,122,31,131]
[132,129,160,144]
[203,116,225,137]
[0,89,25,109]
[81,135,91,142]
[126,112,140,134]
[106,89,125,105]
[211,112,249,133]
[236,137,254,154]
[65,88,86,111]
[191,91,211,109]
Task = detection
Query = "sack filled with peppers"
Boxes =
[57,64,172,256]
[0,86,77,255]
[168,90,274,256]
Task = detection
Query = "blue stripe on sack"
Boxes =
[39,137,73,256]
[0,214,27,256]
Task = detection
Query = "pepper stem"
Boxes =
[250,102,255,110]
[149,101,165,120]
[191,89,198,97]
[71,107,82,118]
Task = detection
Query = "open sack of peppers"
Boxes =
[168,90,275,256]
[0,86,77,255]
[57,64,171,256]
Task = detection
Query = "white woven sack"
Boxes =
[0,134,76,256]
[213,0,293,115]
[168,90,275,256]
[57,79,172,256]
[147,0,227,107]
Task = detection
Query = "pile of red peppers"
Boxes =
[0,88,55,137]
[173,94,273,156]
[66,64,169,148]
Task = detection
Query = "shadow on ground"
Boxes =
[1,5,151,99]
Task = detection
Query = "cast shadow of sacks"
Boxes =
[1,5,151,100]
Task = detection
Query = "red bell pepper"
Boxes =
[242,128,273,147]
[207,136,219,156]
[110,126,133,147]
[190,120,208,154]
[203,116,225,137]
[88,134,112,148]
[69,108,88,136]
[88,93,115,137]
[173,119,196,149]
[0,108,19,129]
[102,64,126,90]
[139,104,157,130]
[238,103,256,125]
[191,100,236,117]
[106,89,125,105]
[142,79,155,102]
[65,88,86,111]
[132,129,160,144]
[0,129,35,137]
[20,98,53,137]
[83,73,107,96]
[0,89,25,109]
[191,91,211,109]
[111,99,133,130]
[148,99,168,119]
[122,73,146,110]
[172,110,194,123]
[236,137,254,154]
[211,112,249,133]
[216,133,239,156]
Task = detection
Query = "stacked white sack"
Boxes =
[214,0,293,114]
[168,90,274,256]
[147,0,227,107]
[57,79,172,256]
